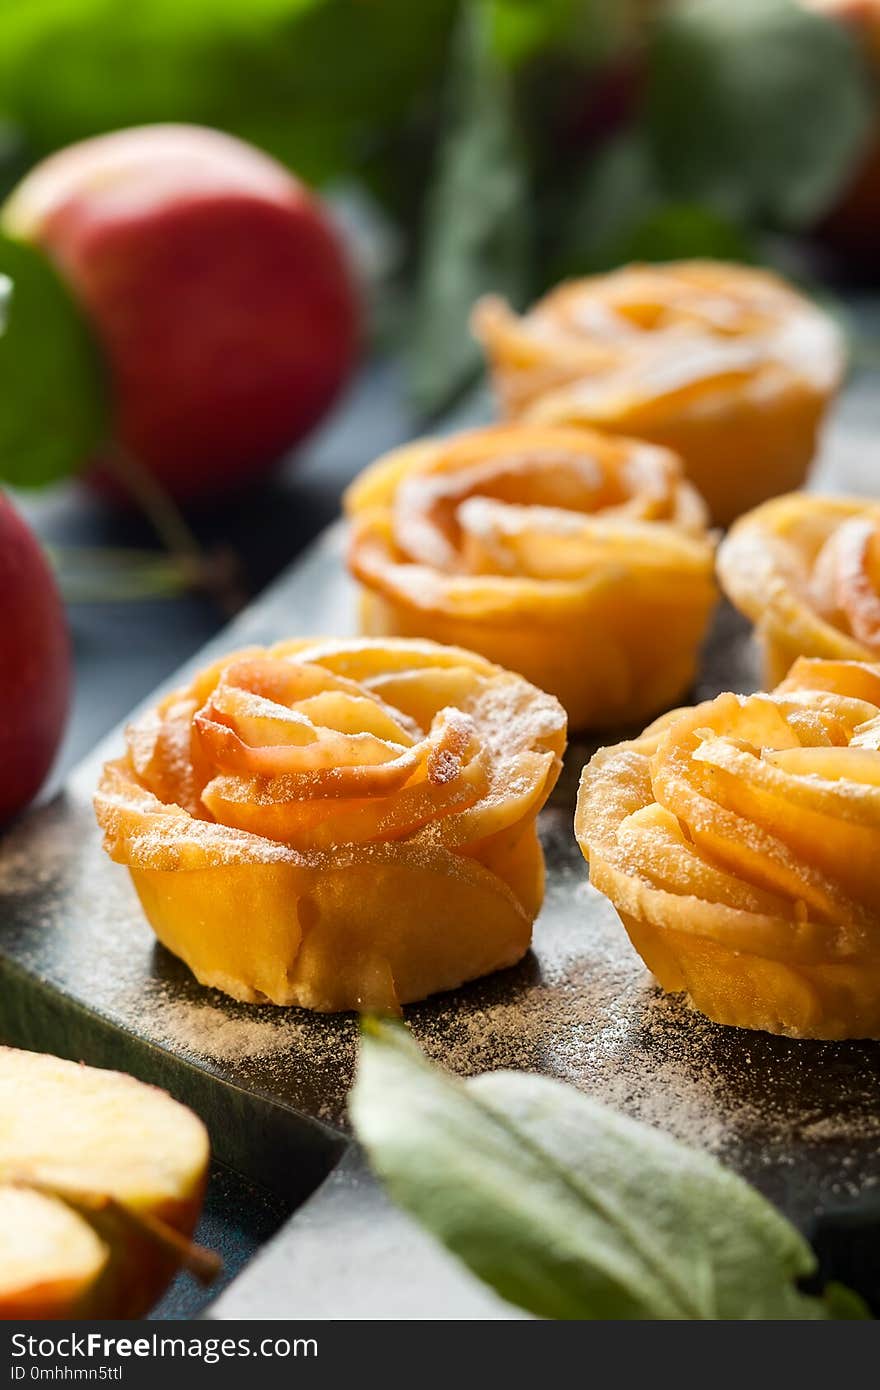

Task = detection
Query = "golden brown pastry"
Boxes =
[473,260,845,526]
[95,637,566,1012]
[345,422,716,730]
[718,494,880,686]
[575,656,880,1039]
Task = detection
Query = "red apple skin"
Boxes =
[2,125,360,503]
[0,495,71,823]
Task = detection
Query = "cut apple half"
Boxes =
[0,1048,216,1319]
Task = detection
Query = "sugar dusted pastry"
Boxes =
[473,260,845,526]
[719,493,880,686]
[575,657,880,1039]
[345,423,716,730]
[95,637,566,1012]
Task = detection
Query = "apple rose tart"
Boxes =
[94,637,566,1012]
[575,656,880,1038]
[345,422,716,730]
[473,260,845,526]
[718,493,880,687]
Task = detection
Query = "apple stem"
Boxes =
[12,1176,223,1286]
[102,443,247,616]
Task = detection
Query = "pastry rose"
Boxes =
[95,637,566,1012]
[718,493,880,686]
[575,657,880,1038]
[473,260,844,526]
[345,422,716,730]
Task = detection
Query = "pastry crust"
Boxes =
[95,637,566,1012]
[575,656,880,1038]
[473,260,845,526]
[345,423,716,730]
[718,493,880,686]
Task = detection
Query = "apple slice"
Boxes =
[0,1187,108,1319]
[0,1048,215,1319]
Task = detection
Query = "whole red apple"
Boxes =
[0,495,71,822]
[1,125,360,502]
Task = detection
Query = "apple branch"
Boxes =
[103,442,247,616]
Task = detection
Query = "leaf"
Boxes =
[822,1282,871,1320]
[645,0,873,229]
[557,133,660,273]
[486,0,631,69]
[0,0,457,187]
[351,1017,834,1321]
[551,132,755,278]
[601,202,755,269]
[0,233,107,487]
[409,1,530,413]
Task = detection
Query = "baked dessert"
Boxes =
[473,260,845,526]
[575,656,880,1039]
[95,637,566,1012]
[345,422,716,729]
[719,493,880,685]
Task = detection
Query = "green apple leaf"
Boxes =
[558,132,755,275]
[0,233,107,487]
[486,0,632,69]
[0,0,457,188]
[409,1,530,413]
[645,0,872,229]
[351,1017,861,1321]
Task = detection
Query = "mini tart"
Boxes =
[575,657,880,1039]
[345,422,716,730]
[95,637,566,1012]
[718,493,880,686]
[473,260,845,526]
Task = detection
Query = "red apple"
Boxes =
[0,494,71,822]
[1,125,360,503]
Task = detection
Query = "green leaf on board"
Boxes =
[0,233,107,487]
[645,0,873,230]
[822,1282,871,1320]
[351,1017,845,1321]
[409,2,530,414]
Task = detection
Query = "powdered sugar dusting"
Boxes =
[145,997,294,1062]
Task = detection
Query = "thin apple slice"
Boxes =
[0,1048,213,1318]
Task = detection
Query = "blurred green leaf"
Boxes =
[486,0,632,69]
[645,0,873,229]
[823,1282,872,1320]
[559,132,754,275]
[0,0,457,185]
[409,2,530,412]
[352,1018,844,1321]
[0,234,107,487]
[559,132,658,271]
[614,204,754,265]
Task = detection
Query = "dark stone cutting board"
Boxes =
[1,525,878,1241]
[2,362,880,1301]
